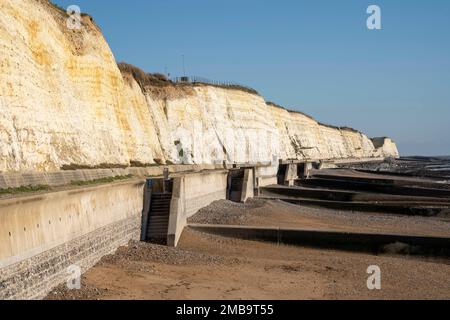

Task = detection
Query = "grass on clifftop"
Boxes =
[48,0,92,18]
[118,63,171,88]
[266,102,362,134]
[118,62,259,95]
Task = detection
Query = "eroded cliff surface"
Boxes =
[0,0,163,171]
[0,0,399,173]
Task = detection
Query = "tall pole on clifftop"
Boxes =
[182,54,186,77]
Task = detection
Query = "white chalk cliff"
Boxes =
[0,0,399,173]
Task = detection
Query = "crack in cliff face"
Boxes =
[202,95,232,164]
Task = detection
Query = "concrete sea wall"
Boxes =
[0,180,145,299]
[0,169,238,298]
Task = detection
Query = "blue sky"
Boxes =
[52,0,450,156]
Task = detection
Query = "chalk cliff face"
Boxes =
[371,137,400,159]
[268,105,382,161]
[0,0,399,173]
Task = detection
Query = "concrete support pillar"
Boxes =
[284,164,298,186]
[241,168,255,202]
[300,162,313,179]
[167,177,185,247]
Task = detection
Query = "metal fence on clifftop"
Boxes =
[171,76,258,94]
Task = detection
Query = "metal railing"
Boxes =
[171,76,258,93]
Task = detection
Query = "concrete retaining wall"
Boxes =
[167,171,228,247]
[0,180,145,299]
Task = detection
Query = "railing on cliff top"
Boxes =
[171,76,258,94]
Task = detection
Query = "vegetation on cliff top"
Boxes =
[48,0,93,18]
[267,102,316,121]
[266,102,362,134]
[45,2,359,134]
[118,63,172,88]
[118,62,259,95]
[118,64,361,134]
[48,1,66,14]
